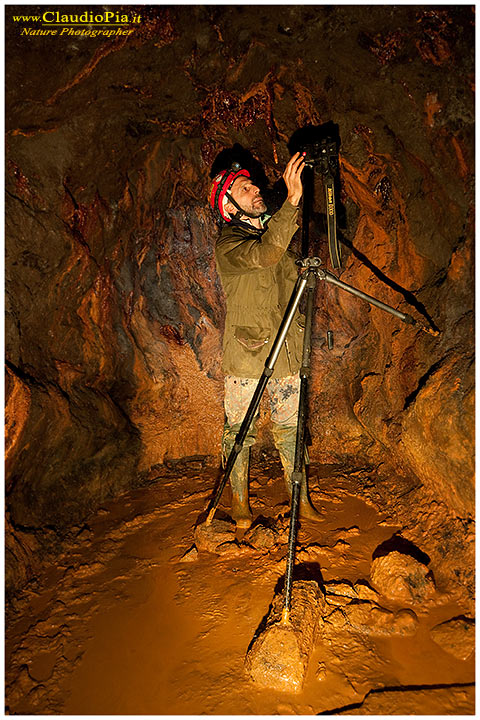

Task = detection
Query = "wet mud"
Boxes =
[5,458,474,715]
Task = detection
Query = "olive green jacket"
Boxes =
[215,200,304,379]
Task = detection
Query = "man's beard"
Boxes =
[237,196,267,218]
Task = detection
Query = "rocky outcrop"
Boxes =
[370,551,436,605]
[245,580,324,692]
[430,616,475,661]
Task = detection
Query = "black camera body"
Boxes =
[301,137,338,175]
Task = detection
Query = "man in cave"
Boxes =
[209,151,321,528]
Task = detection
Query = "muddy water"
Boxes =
[5,460,474,714]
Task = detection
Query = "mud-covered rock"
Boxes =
[243,523,277,550]
[194,519,236,553]
[324,580,381,607]
[354,581,380,602]
[245,580,324,692]
[325,594,353,608]
[346,603,418,636]
[430,616,475,660]
[325,581,358,600]
[216,540,253,556]
[370,551,436,604]
[179,545,198,563]
[271,516,290,544]
[326,599,417,637]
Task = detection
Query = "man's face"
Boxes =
[227,176,267,218]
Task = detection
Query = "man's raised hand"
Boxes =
[283,152,305,207]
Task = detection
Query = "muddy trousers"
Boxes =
[222,374,305,524]
[222,421,311,514]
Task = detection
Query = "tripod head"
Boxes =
[296,256,323,271]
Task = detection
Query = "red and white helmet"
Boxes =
[209,165,250,222]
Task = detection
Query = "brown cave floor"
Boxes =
[5,458,474,715]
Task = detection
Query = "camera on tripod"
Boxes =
[293,129,341,268]
[300,137,338,176]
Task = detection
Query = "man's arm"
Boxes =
[216,154,305,274]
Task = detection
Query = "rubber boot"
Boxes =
[222,423,256,529]
[272,423,322,521]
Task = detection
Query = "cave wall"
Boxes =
[5,6,474,593]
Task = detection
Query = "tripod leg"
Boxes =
[282,269,317,622]
[205,270,309,526]
[323,269,436,331]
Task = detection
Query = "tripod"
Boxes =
[205,158,437,622]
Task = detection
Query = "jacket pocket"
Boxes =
[234,326,270,351]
